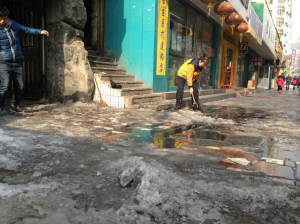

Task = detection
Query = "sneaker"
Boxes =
[10,105,23,114]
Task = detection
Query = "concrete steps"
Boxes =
[88,50,255,110]
[88,50,163,108]
[134,89,238,111]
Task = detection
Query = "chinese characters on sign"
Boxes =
[291,49,296,69]
[250,57,262,66]
[156,0,169,75]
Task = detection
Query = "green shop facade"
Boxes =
[105,0,219,92]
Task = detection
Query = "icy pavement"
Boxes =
[0,89,300,223]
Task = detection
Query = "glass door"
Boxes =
[168,0,214,90]
[168,0,187,89]
[186,10,196,59]
[200,20,213,87]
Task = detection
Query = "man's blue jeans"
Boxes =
[0,61,24,109]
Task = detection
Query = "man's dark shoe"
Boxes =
[193,106,203,112]
[10,105,23,114]
[0,108,3,116]
[175,103,181,110]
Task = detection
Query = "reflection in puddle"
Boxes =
[262,137,300,163]
[204,106,274,122]
[128,124,227,148]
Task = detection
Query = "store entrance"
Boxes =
[168,0,214,91]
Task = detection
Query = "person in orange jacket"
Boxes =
[175,53,209,110]
[276,75,284,93]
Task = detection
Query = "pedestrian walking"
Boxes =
[276,75,284,94]
[175,53,209,111]
[0,6,49,116]
[282,73,286,82]
[285,74,291,90]
[292,75,297,90]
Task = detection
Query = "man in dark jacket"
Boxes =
[285,74,292,90]
[0,6,49,116]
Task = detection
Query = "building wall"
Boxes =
[105,0,157,88]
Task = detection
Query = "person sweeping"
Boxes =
[175,53,209,111]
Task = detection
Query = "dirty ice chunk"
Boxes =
[119,166,140,187]
[261,157,284,165]
[22,212,70,224]
[227,158,250,166]
[186,205,204,222]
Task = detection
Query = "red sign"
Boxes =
[203,30,212,42]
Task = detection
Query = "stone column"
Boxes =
[45,0,94,102]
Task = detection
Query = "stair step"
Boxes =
[93,67,127,75]
[136,92,238,111]
[125,93,164,107]
[164,89,226,100]
[89,60,118,68]
[87,54,110,62]
[114,81,144,88]
[121,87,153,96]
[99,74,136,82]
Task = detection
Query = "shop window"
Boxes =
[168,0,187,88]
[168,0,214,88]
[200,21,213,86]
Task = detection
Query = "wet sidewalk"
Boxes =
[0,89,300,223]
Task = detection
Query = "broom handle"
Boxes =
[191,92,196,104]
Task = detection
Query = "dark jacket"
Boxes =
[286,76,292,83]
[0,19,42,62]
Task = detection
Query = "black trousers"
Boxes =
[176,76,199,104]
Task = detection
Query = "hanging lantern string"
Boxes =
[220,15,225,26]
[239,33,243,43]
[231,24,235,35]
[207,3,212,16]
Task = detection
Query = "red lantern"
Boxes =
[200,0,221,17]
[214,1,234,26]
[225,12,242,35]
[234,22,249,42]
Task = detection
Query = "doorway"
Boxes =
[83,0,105,55]
[83,0,92,48]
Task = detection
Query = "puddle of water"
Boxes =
[128,124,227,148]
[261,137,300,162]
[204,106,273,122]
[177,129,226,141]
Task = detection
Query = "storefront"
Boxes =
[218,29,239,88]
[167,0,218,91]
[105,0,218,93]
